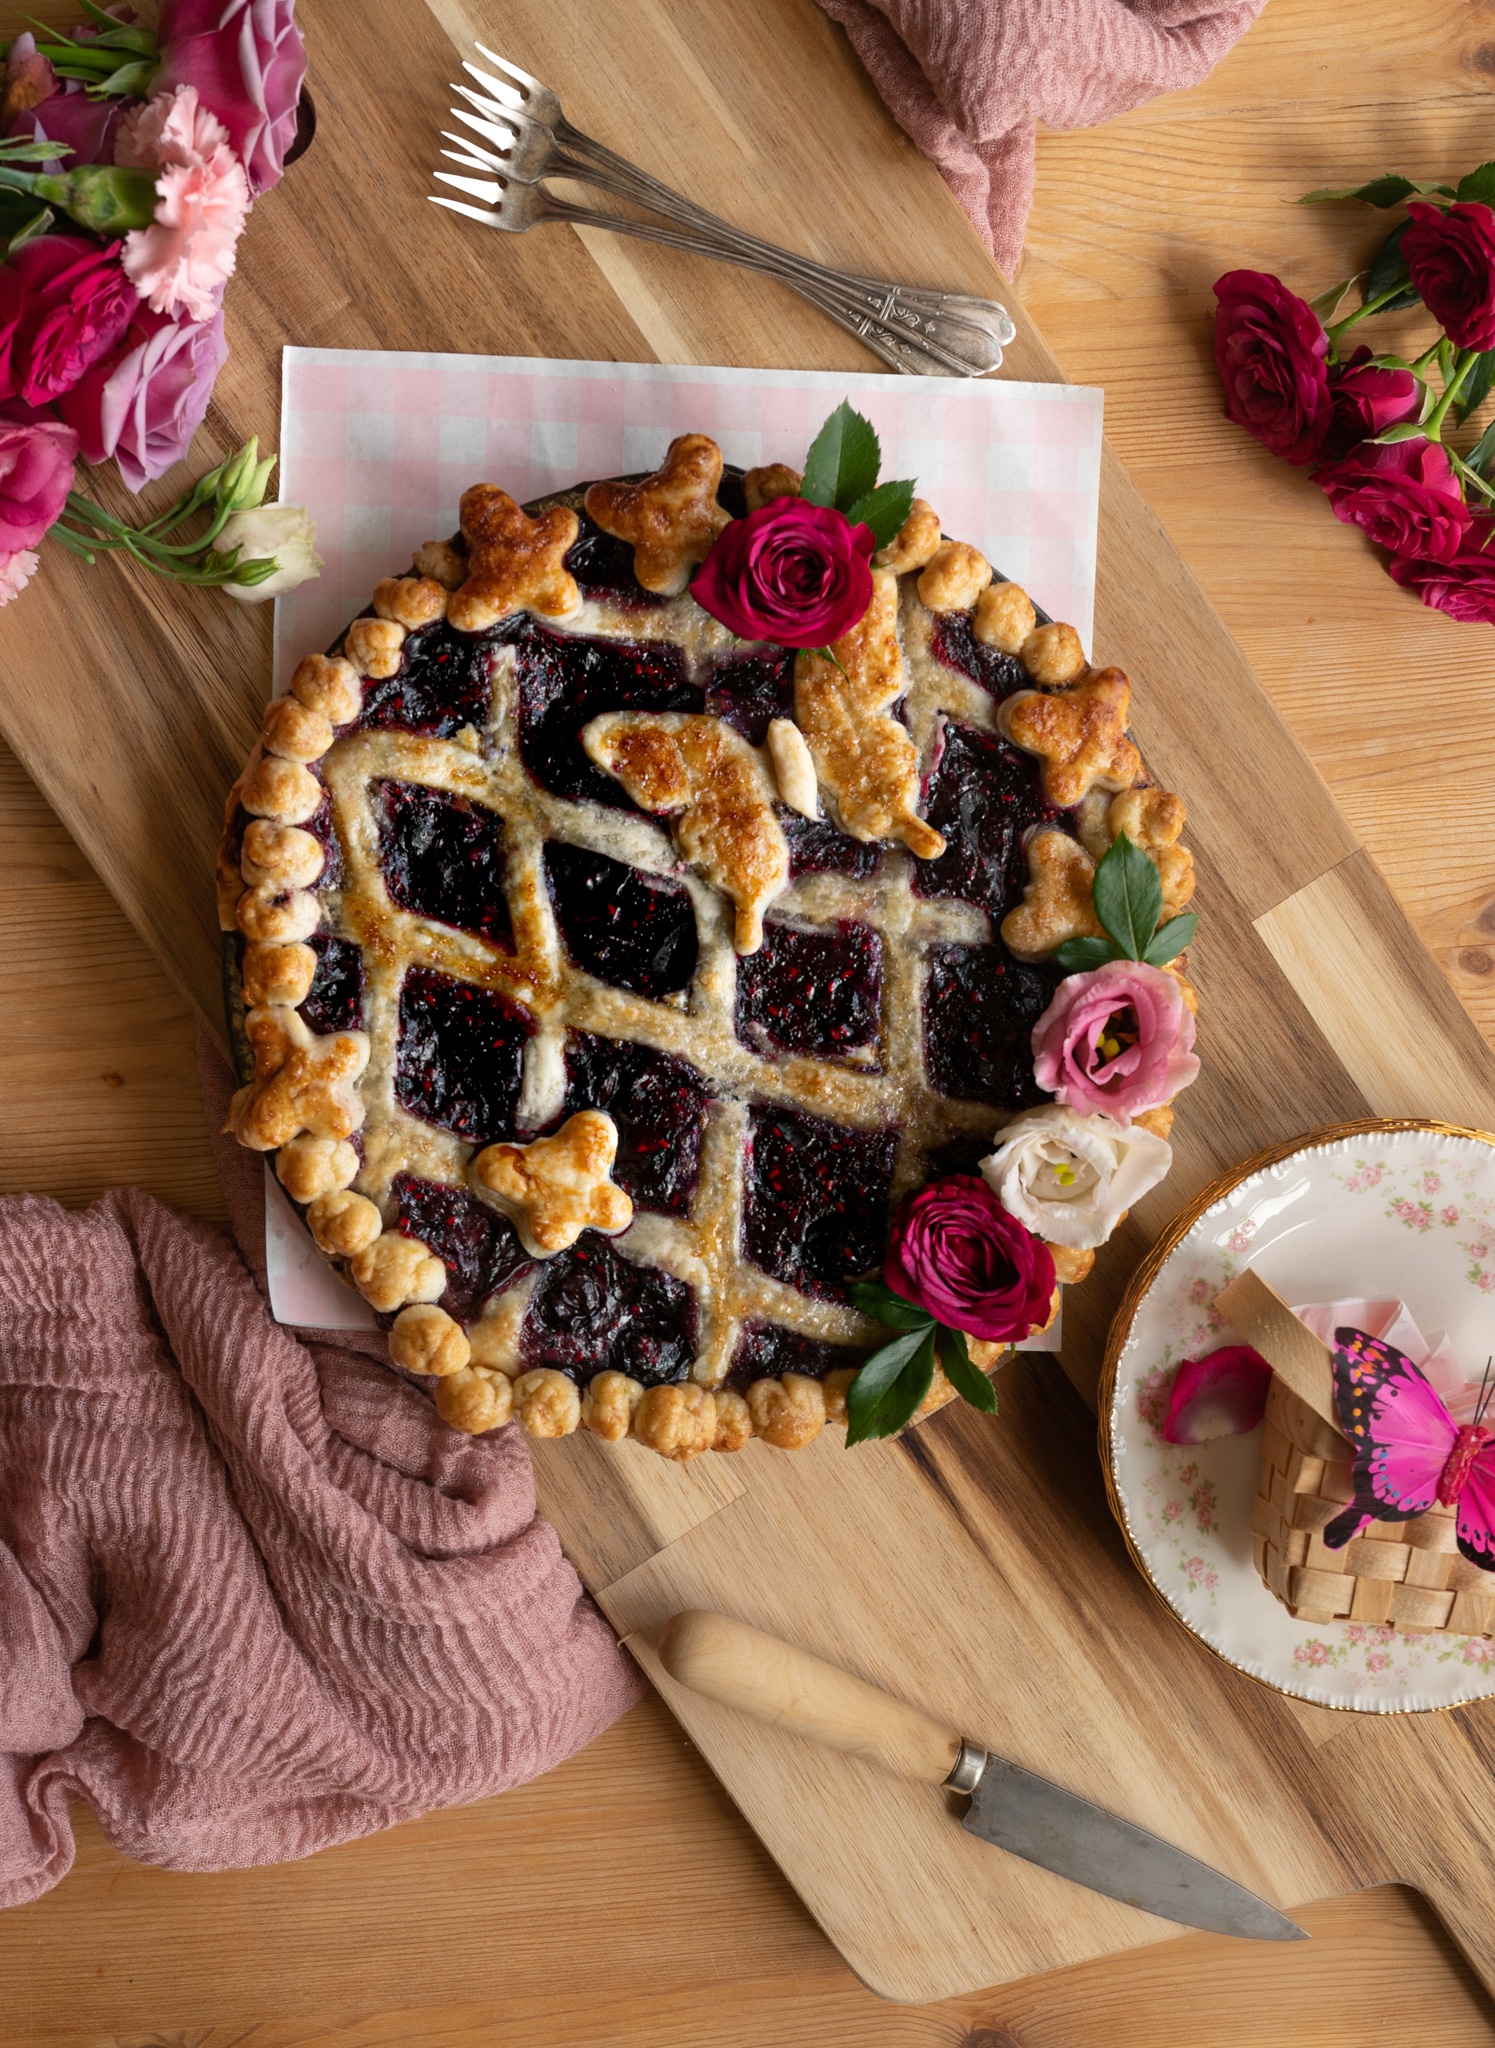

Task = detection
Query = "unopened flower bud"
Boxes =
[22,164,158,232]
[217,503,323,602]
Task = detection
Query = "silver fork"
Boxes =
[430,44,1016,378]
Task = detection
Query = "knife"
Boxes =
[656,1610,1307,1943]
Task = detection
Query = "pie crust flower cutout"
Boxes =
[581,710,789,952]
[446,482,581,631]
[471,1110,634,1259]
[1031,959,1199,1124]
[1000,666,1142,807]
[981,1104,1172,1252]
[584,432,730,596]
[884,1175,1055,1346]
[692,497,875,647]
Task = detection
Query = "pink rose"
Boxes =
[691,498,875,647]
[1321,347,1422,463]
[0,417,77,552]
[1389,519,1495,621]
[0,235,136,407]
[884,1174,1055,1345]
[1315,437,1472,564]
[1213,270,1332,465]
[152,0,308,195]
[58,304,227,490]
[1032,959,1200,1124]
[1403,199,1495,351]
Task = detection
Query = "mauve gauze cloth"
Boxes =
[814,0,1266,277]
[0,1037,641,1908]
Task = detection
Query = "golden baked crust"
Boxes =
[585,433,730,595]
[1001,829,1104,960]
[447,484,580,632]
[471,1111,633,1258]
[1001,667,1143,806]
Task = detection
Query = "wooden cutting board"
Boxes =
[9,0,1495,2009]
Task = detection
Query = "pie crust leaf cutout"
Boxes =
[583,433,730,596]
[582,710,790,953]
[793,569,945,860]
[446,484,581,632]
[473,1110,634,1258]
[1001,666,1143,806]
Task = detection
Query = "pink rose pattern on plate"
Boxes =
[1331,1151,1495,1294]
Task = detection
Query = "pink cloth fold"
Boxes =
[0,1040,641,1908]
[814,0,1266,277]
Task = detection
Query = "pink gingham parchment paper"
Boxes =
[265,350,1103,1331]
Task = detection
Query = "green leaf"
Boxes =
[0,137,67,163]
[1457,162,1495,206]
[1364,218,1421,315]
[938,1325,998,1415]
[1302,174,1417,208]
[1457,349,1495,424]
[86,57,156,97]
[1053,935,1117,975]
[1370,421,1429,443]
[1467,415,1495,481]
[1142,911,1198,968]
[843,477,914,549]
[800,400,880,513]
[2,201,52,256]
[1091,831,1163,963]
[845,1325,936,1447]
[849,1277,933,1331]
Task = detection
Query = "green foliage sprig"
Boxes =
[843,1276,998,1447]
[1053,831,1197,975]
[798,401,915,549]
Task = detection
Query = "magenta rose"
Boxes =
[1389,522,1495,623]
[152,0,308,194]
[884,1175,1056,1345]
[1032,960,1200,1124]
[0,417,79,553]
[691,498,875,647]
[1212,269,1332,465]
[58,304,228,490]
[1403,199,1495,351]
[0,236,136,408]
[1315,436,1471,563]
[1320,347,1422,463]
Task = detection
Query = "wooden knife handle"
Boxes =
[657,1609,963,1787]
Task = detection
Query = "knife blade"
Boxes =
[655,1610,1306,1944]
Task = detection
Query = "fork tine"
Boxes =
[460,59,524,111]
[441,144,501,176]
[441,128,507,169]
[472,43,541,98]
[451,83,515,130]
[429,194,506,227]
[434,168,504,205]
[449,106,514,154]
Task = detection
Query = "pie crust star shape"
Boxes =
[1001,666,1142,807]
[227,1007,369,1151]
[446,484,581,632]
[584,433,730,596]
[471,1111,634,1259]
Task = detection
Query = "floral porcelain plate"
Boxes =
[1101,1119,1495,1713]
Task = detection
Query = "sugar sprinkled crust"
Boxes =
[219,442,1196,1456]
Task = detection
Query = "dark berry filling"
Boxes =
[356,619,498,737]
[544,842,698,999]
[560,1031,712,1216]
[391,1171,532,1321]
[705,649,796,744]
[915,722,1064,919]
[395,965,532,1142]
[922,943,1058,1108]
[742,1106,895,1300]
[564,511,666,610]
[302,790,343,890]
[725,1321,871,1390]
[298,934,363,1035]
[930,610,1029,702]
[521,1236,696,1387]
[736,919,882,1062]
[513,621,698,809]
[781,813,880,881]
[377,780,512,947]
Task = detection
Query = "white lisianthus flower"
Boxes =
[980,1104,1172,1251]
[218,503,324,601]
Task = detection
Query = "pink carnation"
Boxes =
[117,85,249,322]
[1031,959,1200,1124]
[0,549,39,605]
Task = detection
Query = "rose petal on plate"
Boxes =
[1162,1344,1271,1444]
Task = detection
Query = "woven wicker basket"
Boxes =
[1219,1269,1495,1638]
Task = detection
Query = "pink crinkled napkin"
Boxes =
[0,1037,640,1909]
[814,0,1266,276]
[1294,1298,1481,1422]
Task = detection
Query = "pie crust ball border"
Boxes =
[219,442,1197,1459]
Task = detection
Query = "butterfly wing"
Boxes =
[1323,1327,1456,1549]
[1457,1443,1495,1572]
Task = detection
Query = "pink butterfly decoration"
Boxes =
[1328,1327,1495,1569]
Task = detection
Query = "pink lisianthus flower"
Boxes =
[58,304,227,490]
[0,548,40,604]
[884,1175,1056,1345]
[117,85,250,322]
[0,417,78,553]
[1031,959,1200,1124]
[152,0,307,195]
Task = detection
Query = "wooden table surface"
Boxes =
[6,0,1495,2040]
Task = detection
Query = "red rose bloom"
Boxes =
[1389,522,1495,623]
[1315,436,1472,563]
[691,498,874,647]
[0,235,136,408]
[1403,200,1495,351]
[0,417,79,554]
[1321,347,1422,463]
[1212,270,1332,465]
[884,1175,1055,1345]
